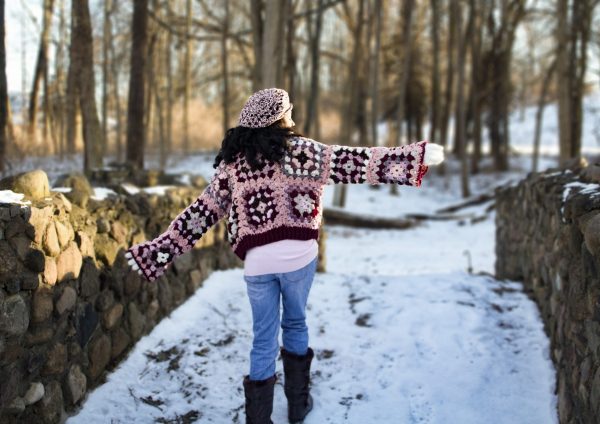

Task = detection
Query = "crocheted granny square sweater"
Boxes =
[126,137,429,282]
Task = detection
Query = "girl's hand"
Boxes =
[423,143,444,166]
[124,251,145,277]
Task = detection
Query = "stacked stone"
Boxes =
[0,169,242,423]
[495,165,600,424]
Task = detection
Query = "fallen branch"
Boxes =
[435,193,495,213]
[404,212,478,221]
[323,208,418,229]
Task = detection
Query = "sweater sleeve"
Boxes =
[317,139,429,187]
[125,161,232,282]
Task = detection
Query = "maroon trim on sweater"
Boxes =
[415,142,429,187]
[233,226,320,260]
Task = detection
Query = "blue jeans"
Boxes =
[243,256,318,381]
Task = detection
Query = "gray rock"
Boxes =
[94,233,119,266]
[79,258,100,298]
[0,169,51,201]
[25,325,54,345]
[54,220,72,248]
[110,221,128,244]
[96,217,110,234]
[66,364,87,404]
[4,215,27,239]
[27,205,53,245]
[54,173,93,208]
[583,214,600,257]
[0,240,19,284]
[34,380,64,424]
[23,382,45,405]
[76,230,95,259]
[0,294,29,336]
[56,241,83,282]
[128,302,144,340]
[88,334,111,380]
[42,343,67,375]
[56,286,77,315]
[43,255,57,286]
[5,396,25,414]
[111,327,131,359]
[43,222,61,257]
[32,286,54,323]
[21,270,41,290]
[102,303,123,330]
[25,248,46,273]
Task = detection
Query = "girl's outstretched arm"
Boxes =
[313,139,435,187]
[125,161,232,282]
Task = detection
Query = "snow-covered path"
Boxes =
[66,163,558,424]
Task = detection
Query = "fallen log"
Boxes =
[435,193,495,214]
[323,207,418,229]
[404,212,478,221]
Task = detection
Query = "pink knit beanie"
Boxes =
[238,88,293,128]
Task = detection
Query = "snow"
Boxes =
[142,185,178,196]
[90,187,118,201]
[51,187,73,193]
[65,156,558,423]
[0,189,31,206]
[560,181,600,220]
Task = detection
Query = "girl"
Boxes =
[125,88,444,424]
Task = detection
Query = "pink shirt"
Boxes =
[243,239,319,276]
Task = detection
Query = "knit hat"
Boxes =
[238,88,293,128]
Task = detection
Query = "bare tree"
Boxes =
[533,58,556,173]
[66,0,103,172]
[221,0,230,134]
[304,0,325,136]
[556,0,599,166]
[126,0,149,169]
[182,0,192,153]
[454,0,474,198]
[429,0,441,148]
[261,0,288,88]
[28,0,55,141]
[0,0,6,173]
[332,0,365,207]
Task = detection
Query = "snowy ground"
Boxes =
[64,150,559,423]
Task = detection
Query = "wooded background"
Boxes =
[0,0,599,201]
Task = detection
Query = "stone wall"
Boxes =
[0,171,245,423]
[495,166,600,424]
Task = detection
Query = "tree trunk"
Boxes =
[440,0,457,173]
[28,0,55,138]
[102,0,112,157]
[333,0,365,208]
[533,58,556,173]
[304,0,324,136]
[261,0,287,88]
[556,0,596,166]
[126,0,149,169]
[67,0,103,172]
[109,0,123,162]
[455,0,473,198]
[370,0,383,148]
[468,0,484,174]
[182,0,192,153]
[0,0,7,173]
[429,0,441,147]
[221,0,230,134]
[389,0,414,196]
[250,0,263,92]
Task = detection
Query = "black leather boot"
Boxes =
[281,347,315,424]
[243,374,277,424]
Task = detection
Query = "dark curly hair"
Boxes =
[213,119,304,171]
